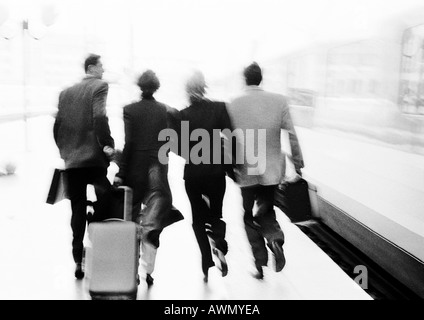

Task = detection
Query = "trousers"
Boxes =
[241,184,285,268]
[66,167,112,264]
[185,175,227,273]
[128,156,172,275]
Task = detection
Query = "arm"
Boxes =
[115,108,132,182]
[166,106,181,133]
[92,81,115,150]
[220,103,237,180]
[53,92,63,146]
[281,99,304,173]
[165,106,182,158]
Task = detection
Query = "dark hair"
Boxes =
[137,70,160,93]
[84,54,101,73]
[243,62,262,86]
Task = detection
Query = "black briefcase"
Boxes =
[46,168,69,205]
[275,178,312,223]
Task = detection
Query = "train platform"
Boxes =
[0,142,372,300]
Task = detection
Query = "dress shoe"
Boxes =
[212,248,228,277]
[253,266,264,280]
[203,270,209,283]
[74,263,84,280]
[146,274,154,287]
[270,241,286,272]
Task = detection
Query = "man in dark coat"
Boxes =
[53,54,115,279]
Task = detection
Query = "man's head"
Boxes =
[84,54,104,79]
[137,70,160,95]
[243,62,262,86]
[185,70,207,99]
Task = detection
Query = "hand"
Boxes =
[283,172,302,183]
[103,146,115,160]
[295,168,302,177]
[113,176,123,187]
[292,172,302,183]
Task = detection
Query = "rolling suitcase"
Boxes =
[85,186,140,300]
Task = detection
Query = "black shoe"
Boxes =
[75,263,84,280]
[146,274,154,287]
[202,263,213,283]
[212,248,228,277]
[253,266,264,280]
[270,241,286,272]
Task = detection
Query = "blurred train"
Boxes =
[269,9,424,298]
[217,8,424,298]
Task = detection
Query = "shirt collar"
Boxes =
[245,85,263,92]
[83,74,100,80]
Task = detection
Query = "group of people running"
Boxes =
[53,54,304,286]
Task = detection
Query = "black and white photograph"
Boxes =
[0,0,423,306]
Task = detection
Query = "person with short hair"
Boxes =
[114,70,178,287]
[227,62,304,279]
[53,53,115,279]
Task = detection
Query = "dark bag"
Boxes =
[274,178,312,223]
[46,169,69,205]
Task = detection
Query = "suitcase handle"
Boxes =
[102,218,125,223]
[117,186,133,222]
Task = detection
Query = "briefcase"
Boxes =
[46,168,69,205]
[275,178,312,223]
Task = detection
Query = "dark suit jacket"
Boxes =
[54,76,114,169]
[116,97,179,182]
[178,99,234,180]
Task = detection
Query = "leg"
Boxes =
[185,179,215,278]
[204,175,228,277]
[90,167,113,222]
[141,162,172,247]
[141,241,157,287]
[205,175,228,255]
[140,161,172,280]
[255,185,286,272]
[241,186,268,273]
[255,185,285,245]
[66,168,88,279]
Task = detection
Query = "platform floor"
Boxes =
[0,147,372,300]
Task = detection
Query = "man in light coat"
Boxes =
[227,62,304,279]
[53,54,115,279]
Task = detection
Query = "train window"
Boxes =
[286,54,318,107]
[287,88,316,107]
[399,24,424,116]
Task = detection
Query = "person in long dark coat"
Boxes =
[114,70,179,286]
